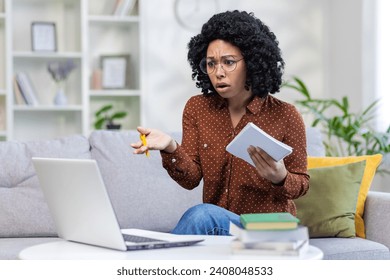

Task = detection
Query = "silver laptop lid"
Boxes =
[32,157,127,251]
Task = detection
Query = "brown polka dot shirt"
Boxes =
[161,94,309,216]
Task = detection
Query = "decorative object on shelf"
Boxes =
[100,54,130,89]
[53,86,67,106]
[91,69,102,90]
[31,22,57,52]
[47,59,77,106]
[284,76,390,174]
[94,104,127,130]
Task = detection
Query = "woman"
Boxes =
[131,10,309,235]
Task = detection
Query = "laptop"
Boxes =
[32,157,204,251]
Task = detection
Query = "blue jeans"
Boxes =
[171,203,242,235]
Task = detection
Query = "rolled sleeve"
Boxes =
[161,145,202,190]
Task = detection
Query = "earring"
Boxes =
[245,81,251,91]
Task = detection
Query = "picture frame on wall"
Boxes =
[100,54,131,89]
[31,22,57,52]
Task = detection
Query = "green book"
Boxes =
[240,212,300,230]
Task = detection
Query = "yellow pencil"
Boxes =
[140,134,150,157]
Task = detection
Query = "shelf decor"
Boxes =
[47,59,77,105]
[94,104,127,130]
[101,54,130,89]
[31,22,57,52]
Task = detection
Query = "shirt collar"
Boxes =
[247,96,264,115]
[209,94,265,114]
[210,94,228,110]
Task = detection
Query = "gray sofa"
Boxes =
[1,129,389,260]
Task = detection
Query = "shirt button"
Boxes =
[172,158,176,163]
[225,189,228,193]
[203,144,208,148]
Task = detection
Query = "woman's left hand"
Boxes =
[247,145,288,185]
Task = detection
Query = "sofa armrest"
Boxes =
[364,191,390,248]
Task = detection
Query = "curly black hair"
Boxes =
[187,10,284,98]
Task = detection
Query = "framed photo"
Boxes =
[31,22,57,52]
[100,54,130,89]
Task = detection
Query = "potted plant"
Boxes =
[283,76,390,174]
[93,104,127,130]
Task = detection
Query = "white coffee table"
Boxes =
[19,236,323,260]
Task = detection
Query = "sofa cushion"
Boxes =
[295,161,366,238]
[305,127,325,157]
[364,191,390,250]
[0,135,91,238]
[310,238,390,260]
[89,130,203,232]
[307,154,382,238]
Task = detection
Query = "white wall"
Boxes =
[141,0,326,131]
[324,0,365,112]
[375,0,390,132]
[140,0,196,131]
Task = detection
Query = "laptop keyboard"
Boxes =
[123,234,164,243]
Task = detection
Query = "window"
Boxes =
[375,0,390,131]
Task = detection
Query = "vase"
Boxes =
[54,84,67,106]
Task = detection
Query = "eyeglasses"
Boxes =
[199,56,244,74]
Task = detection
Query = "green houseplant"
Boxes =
[284,77,390,173]
[94,104,127,130]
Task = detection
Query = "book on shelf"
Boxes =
[240,212,300,230]
[113,0,137,16]
[13,76,27,105]
[226,122,293,163]
[15,72,39,106]
[229,222,309,243]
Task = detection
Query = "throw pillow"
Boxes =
[295,161,366,238]
[307,154,382,238]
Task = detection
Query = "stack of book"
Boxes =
[230,212,309,256]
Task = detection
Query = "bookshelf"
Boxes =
[1,0,141,141]
[0,0,7,140]
[88,0,140,132]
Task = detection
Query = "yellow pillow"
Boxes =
[308,154,382,238]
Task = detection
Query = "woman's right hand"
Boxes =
[130,126,177,154]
